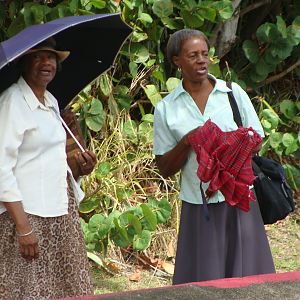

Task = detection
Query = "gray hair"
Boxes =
[166,29,210,68]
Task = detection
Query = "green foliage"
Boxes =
[81,197,171,252]
[242,16,300,85]
[1,0,299,260]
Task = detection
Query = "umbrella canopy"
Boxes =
[188,120,262,212]
[0,13,132,108]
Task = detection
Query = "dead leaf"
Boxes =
[161,261,174,275]
[128,269,141,282]
[167,241,175,258]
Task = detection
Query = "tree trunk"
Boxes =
[212,0,242,59]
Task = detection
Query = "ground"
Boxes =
[91,207,300,295]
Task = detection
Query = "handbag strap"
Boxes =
[226,81,262,175]
[226,81,243,127]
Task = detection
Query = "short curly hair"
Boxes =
[166,29,210,68]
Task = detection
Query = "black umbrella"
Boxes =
[0,13,132,108]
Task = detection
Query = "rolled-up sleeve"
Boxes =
[0,91,26,202]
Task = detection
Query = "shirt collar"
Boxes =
[17,76,55,111]
[171,73,232,101]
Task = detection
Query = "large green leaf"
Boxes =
[88,214,111,239]
[270,38,293,60]
[282,133,296,148]
[152,0,173,18]
[283,164,300,189]
[138,122,153,144]
[79,196,99,213]
[156,198,172,223]
[181,10,204,28]
[285,142,299,155]
[287,16,300,45]
[7,15,25,37]
[140,203,157,231]
[116,187,133,201]
[256,23,280,43]
[264,48,282,65]
[255,58,273,77]
[114,85,132,110]
[133,230,151,250]
[166,77,181,92]
[95,161,112,178]
[249,69,268,83]
[88,98,103,115]
[269,132,283,149]
[141,114,154,123]
[131,31,148,43]
[127,213,142,235]
[99,74,111,97]
[243,40,260,64]
[212,0,233,20]
[261,109,279,130]
[197,7,216,22]
[85,98,105,132]
[160,16,182,30]
[112,220,130,248]
[138,12,153,25]
[90,0,106,9]
[280,100,298,119]
[143,84,162,106]
[122,120,138,143]
[128,43,150,63]
[276,16,287,38]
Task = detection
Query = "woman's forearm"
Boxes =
[3,202,32,234]
[156,135,191,178]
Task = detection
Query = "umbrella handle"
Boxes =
[58,114,86,153]
[51,107,85,153]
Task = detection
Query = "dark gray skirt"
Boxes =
[173,200,275,285]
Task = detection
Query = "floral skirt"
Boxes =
[0,180,93,300]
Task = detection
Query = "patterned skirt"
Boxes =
[0,180,93,300]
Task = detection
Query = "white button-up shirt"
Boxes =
[153,75,264,205]
[0,77,84,217]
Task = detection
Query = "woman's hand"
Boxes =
[17,230,39,260]
[74,150,97,176]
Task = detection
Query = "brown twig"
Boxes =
[247,59,300,92]
[240,0,272,17]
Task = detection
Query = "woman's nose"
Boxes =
[196,54,206,62]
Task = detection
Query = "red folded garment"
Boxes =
[188,120,262,211]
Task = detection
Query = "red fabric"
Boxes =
[188,120,262,211]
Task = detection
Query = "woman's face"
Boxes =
[173,37,210,84]
[22,50,57,89]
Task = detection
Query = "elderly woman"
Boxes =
[153,29,275,285]
[0,38,96,299]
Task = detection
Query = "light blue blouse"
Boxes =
[153,75,264,205]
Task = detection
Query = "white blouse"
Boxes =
[0,77,84,217]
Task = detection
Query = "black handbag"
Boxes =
[226,81,295,224]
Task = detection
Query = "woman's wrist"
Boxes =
[182,134,190,146]
[16,228,34,237]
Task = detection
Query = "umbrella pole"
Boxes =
[58,115,86,153]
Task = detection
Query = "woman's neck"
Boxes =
[24,78,46,104]
[183,77,213,94]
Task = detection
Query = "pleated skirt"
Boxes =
[173,200,275,285]
[0,180,93,300]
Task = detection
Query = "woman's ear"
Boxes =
[173,56,180,69]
